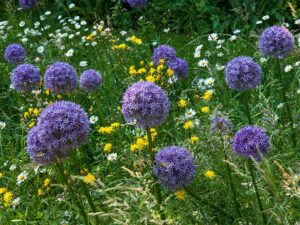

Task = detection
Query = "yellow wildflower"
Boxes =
[202,90,213,100]
[103,143,112,153]
[201,106,210,113]
[0,187,7,194]
[178,99,187,108]
[146,75,155,82]
[28,121,35,128]
[24,112,29,118]
[111,122,120,129]
[183,120,193,130]
[45,89,50,96]
[44,178,50,187]
[167,68,174,77]
[0,172,3,178]
[83,173,96,185]
[4,191,13,207]
[204,170,216,179]
[38,188,43,196]
[189,136,199,144]
[175,189,186,200]
[33,108,40,116]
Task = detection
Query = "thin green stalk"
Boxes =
[221,135,241,218]
[146,128,166,221]
[185,187,234,221]
[243,91,253,125]
[275,59,296,147]
[54,163,89,225]
[248,160,267,225]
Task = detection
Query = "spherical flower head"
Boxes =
[121,81,170,129]
[225,56,262,91]
[4,44,26,64]
[79,69,103,93]
[233,126,270,161]
[26,101,90,165]
[211,116,232,134]
[168,58,188,79]
[127,0,147,7]
[11,64,40,91]
[44,62,78,94]
[152,45,176,65]
[259,26,294,59]
[19,0,37,9]
[153,146,196,191]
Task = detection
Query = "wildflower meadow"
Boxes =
[0,0,299,224]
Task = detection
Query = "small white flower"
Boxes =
[195,44,203,52]
[37,46,44,54]
[32,90,41,95]
[69,3,75,9]
[260,57,267,63]
[34,22,40,28]
[19,21,25,27]
[294,61,300,67]
[277,103,284,109]
[229,35,237,41]
[120,31,127,36]
[89,116,99,124]
[217,52,224,57]
[256,20,262,25]
[284,65,292,73]
[35,57,41,63]
[297,89,300,94]
[194,51,201,58]
[262,15,269,21]
[217,39,224,44]
[9,164,16,171]
[208,33,218,41]
[185,109,196,119]
[0,122,6,130]
[68,34,75,39]
[233,29,241,34]
[75,24,81,29]
[107,153,117,161]
[205,77,215,86]
[91,42,97,46]
[152,41,158,46]
[12,197,20,208]
[17,171,28,185]
[40,15,45,21]
[74,16,80,21]
[295,19,300,25]
[198,59,208,67]
[81,21,87,26]
[45,11,51,16]
[283,22,289,27]
[21,38,28,43]
[79,61,88,67]
[163,28,170,33]
[65,48,74,57]
[215,64,225,71]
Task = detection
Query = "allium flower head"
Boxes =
[121,81,170,129]
[11,64,40,91]
[44,62,78,94]
[80,69,103,92]
[259,26,294,58]
[127,0,147,7]
[19,0,37,9]
[168,58,188,79]
[4,44,26,64]
[152,45,176,65]
[225,56,262,91]
[153,146,196,191]
[211,116,232,134]
[233,126,270,161]
[26,101,90,165]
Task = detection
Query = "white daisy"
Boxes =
[17,171,28,185]
[0,122,6,130]
[107,153,117,161]
[89,116,99,124]
[198,59,208,67]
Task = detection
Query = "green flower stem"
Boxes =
[275,59,296,147]
[54,163,89,225]
[220,135,241,218]
[146,128,166,221]
[248,160,267,225]
[185,187,234,221]
[243,91,253,125]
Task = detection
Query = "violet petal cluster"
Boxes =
[152,45,176,65]
[19,0,37,9]
[127,0,147,7]
[121,81,170,129]
[4,44,26,64]
[11,64,40,91]
[44,62,78,94]
[26,101,90,165]
[225,56,262,91]
[259,26,294,59]
[168,57,188,79]
[153,146,196,191]
[211,116,232,134]
[233,126,270,161]
[80,69,103,93]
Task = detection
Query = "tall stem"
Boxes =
[248,160,267,225]
[275,60,296,147]
[221,135,241,218]
[243,91,253,125]
[146,128,166,221]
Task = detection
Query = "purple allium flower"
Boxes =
[44,62,78,94]
[233,126,270,161]
[11,64,40,91]
[168,58,188,79]
[4,44,26,64]
[211,116,232,134]
[19,0,37,9]
[26,101,90,165]
[79,69,103,93]
[121,81,170,129]
[152,45,176,65]
[127,0,147,7]
[153,146,196,191]
[259,26,294,59]
[225,56,262,91]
